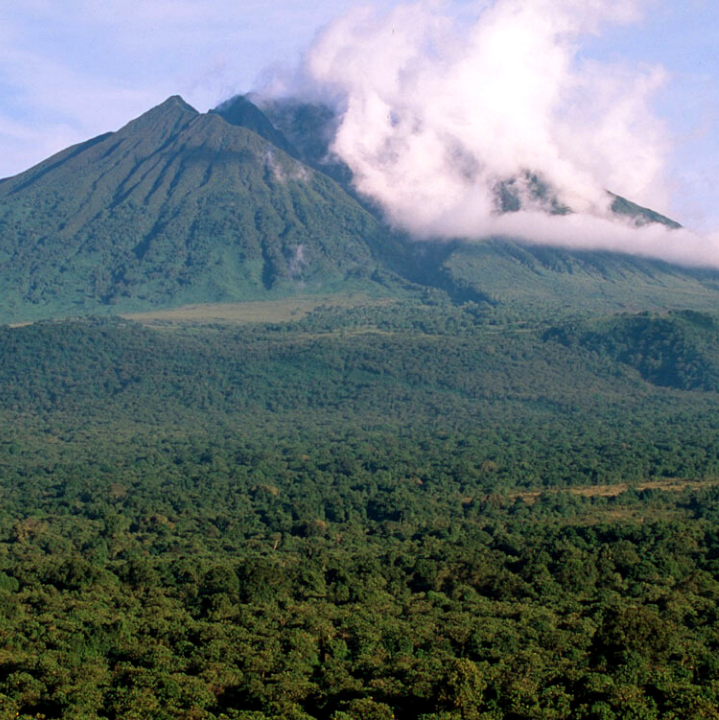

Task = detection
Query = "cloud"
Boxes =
[266,0,719,267]
[486,211,719,268]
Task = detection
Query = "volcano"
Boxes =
[0,94,718,324]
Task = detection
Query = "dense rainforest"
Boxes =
[2,300,719,719]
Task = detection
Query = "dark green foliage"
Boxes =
[3,306,719,494]
[546,310,719,391]
[3,432,719,719]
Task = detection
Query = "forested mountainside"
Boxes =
[1,93,718,325]
[0,97,410,323]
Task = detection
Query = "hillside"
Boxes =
[0,97,410,324]
[430,239,719,317]
[2,93,719,324]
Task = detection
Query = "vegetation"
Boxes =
[2,93,719,327]
[3,93,719,718]
[2,301,719,718]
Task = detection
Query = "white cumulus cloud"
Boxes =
[267,0,719,267]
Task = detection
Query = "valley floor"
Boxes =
[2,299,719,719]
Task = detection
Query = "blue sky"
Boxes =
[1,0,717,230]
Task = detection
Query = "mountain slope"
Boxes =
[210,95,299,159]
[427,239,719,318]
[545,310,719,391]
[218,95,355,189]
[2,93,719,325]
[0,97,410,323]
[216,95,719,316]
[237,96,682,229]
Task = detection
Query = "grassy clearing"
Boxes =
[122,294,397,326]
[512,477,719,504]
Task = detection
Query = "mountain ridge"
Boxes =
[0,95,414,323]
[0,93,716,324]
[222,95,683,232]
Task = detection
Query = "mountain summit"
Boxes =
[0,96,407,323]
[210,95,299,159]
[0,94,717,324]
